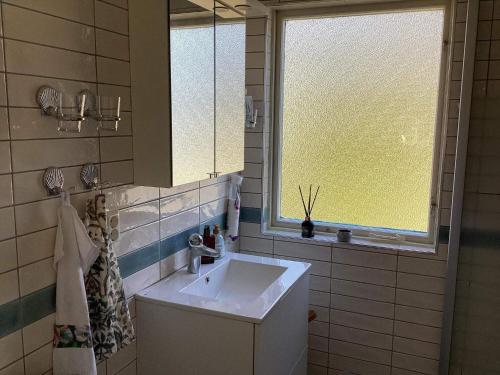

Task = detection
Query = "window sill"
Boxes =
[261,227,437,255]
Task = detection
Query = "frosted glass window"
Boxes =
[278,9,445,234]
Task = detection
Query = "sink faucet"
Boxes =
[187,233,219,274]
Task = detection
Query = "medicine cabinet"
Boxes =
[130,0,263,187]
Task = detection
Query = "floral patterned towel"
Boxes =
[85,194,135,360]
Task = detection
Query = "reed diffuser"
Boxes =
[299,185,320,238]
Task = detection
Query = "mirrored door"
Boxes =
[214,9,246,176]
[170,0,216,185]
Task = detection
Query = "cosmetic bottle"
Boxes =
[201,225,215,264]
[214,224,225,258]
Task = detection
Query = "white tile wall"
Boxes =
[450,1,500,374]
[3,5,95,53]
[0,239,16,273]
[16,228,56,266]
[0,270,19,305]
[160,207,199,238]
[18,257,55,296]
[237,4,473,373]
[24,342,52,375]
[0,207,15,240]
[0,2,230,374]
[22,314,54,355]
[5,40,96,80]
[0,331,23,369]
[0,0,492,374]
[160,189,199,218]
[0,359,24,375]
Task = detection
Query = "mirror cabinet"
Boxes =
[129,0,250,187]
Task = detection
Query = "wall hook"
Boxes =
[42,167,65,196]
[80,163,99,189]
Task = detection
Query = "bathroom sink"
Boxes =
[136,252,310,322]
[181,259,286,302]
[136,252,311,375]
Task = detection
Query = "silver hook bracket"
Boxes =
[36,86,88,132]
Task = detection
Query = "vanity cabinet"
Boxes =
[129,0,247,187]
[136,266,309,375]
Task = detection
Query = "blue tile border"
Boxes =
[0,299,22,338]
[0,213,229,339]
[460,229,500,248]
[160,226,198,260]
[160,213,227,260]
[118,242,160,279]
[240,207,261,223]
[0,285,56,338]
[23,284,57,327]
[439,225,450,244]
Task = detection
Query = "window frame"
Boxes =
[268,0,452,246]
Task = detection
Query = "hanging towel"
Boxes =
[84,194,135,360]
[53,191,99,375]
[227,174,244,241]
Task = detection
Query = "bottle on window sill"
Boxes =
[301,217,315,238]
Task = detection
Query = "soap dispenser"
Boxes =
[214,224,225,258]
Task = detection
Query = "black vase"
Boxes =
[301,217,315,238]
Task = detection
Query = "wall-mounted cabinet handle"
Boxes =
[207,172,221,179]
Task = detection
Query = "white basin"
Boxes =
[136,252,310,323]
[181,259,286,302]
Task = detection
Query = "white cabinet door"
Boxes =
[170,15,215,185]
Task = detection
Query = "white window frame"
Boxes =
[268,0,453,246]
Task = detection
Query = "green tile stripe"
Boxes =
[0,285,56,338]
[460,228,500,248]
[240,207,261,223]
[160,227,198,260]
[0,213,228,339]
[439,225,450,244]
[118,216,226,279]
[0,299,22,338]
[159,213,227,261]
[118,242,160,279]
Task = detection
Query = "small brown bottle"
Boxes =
[202,225,211,246]
[201,225,215,264]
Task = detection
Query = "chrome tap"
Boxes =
[187,233,219,274]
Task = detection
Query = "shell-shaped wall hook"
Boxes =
[81,163,99,190]
[43,167,64,196]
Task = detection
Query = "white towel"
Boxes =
[227,174,243,241]
[53,192,99,375]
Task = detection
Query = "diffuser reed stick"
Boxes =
[299,184,320,217]
[307,185,312,217]
[310,186,320,215]
[298,185,309,217]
